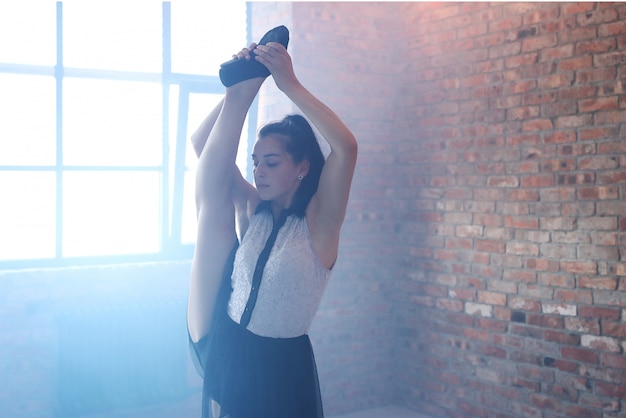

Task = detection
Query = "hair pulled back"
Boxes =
[257,114,325,217]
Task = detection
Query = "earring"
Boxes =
[298,175,303,180]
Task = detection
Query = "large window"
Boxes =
[0,1,253,268]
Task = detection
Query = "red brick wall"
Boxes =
[253,1,626,417]
[392,2,626,417]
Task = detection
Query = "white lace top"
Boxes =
[227,211,331,338]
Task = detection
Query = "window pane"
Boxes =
[0,172,56,260]
[171,2,247,75]
[63,78,162,166]
[0,2,56,65]
[63,171,161,257]
[0,74,57,165]
[62,1,162,72]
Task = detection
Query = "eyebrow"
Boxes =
[251,153,282,159]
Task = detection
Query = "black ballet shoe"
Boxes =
[219,25,290,87]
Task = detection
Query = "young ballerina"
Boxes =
[187,27,357,418]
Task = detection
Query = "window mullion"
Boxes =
[161,1,172,252]
[55,1,63,260]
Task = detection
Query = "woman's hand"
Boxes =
[231,43,258,61]
[253,42,300,92]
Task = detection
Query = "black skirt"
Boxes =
[189,247,324,418]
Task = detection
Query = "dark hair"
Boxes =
[256,114,325,217]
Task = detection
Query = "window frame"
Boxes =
[0,1,254,269]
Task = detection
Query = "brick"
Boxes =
[577,186,619,200]
[561,347,599,364]
[520,174,554,188]
[506,190,539,202]
[436,299,465,312]
[561,201,596,216]
[601,352,626,369]
[540,243,576,259]
[595,382,626,399]
[539,187,576,201]
[578,276,619,290]
[530,394,562,413]
[597,201,626,216]
[541,44,574,61]
[597,170,626,185]
[579,126,618,141]
[560,260,597,275]
[598,139,626,154]
[538,73,574,90]
[564,317,600,334]
[555,289,593,304]
[522,33,557,52]
[555,114,593,128]
[487,175,519,187]
[506,80,539,96]
[544,130,578,144]
[595,109,626,125]
[551,230,589,245]
[593,51,626,67]
[522,118,553,131]
[542,302,577,316]
[577,245,619,261]
[556,173,595,185]
[599,20,626,36]
[509,297,541,312]
[580,96,619,113]
[538,272,575,288]
[540,217,576,230]
[578,156,619,170]
[581,335,621,352]
[506,241,539,256]
[578,67,618,85]
[561,2,595,15]
[477,290,507,306]
[558,55,593,71]
[527,313,563,329]
[465,302,493,317]
[601,321,626,338]
[579,394,621,412]
[475,239,505,253]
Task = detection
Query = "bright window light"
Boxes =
[62,78,162,166]
[0,1,250,265]
[0,74,57,166]
[62,171,161,257]
[0,172,56,260]
[0,3,56,65]
[62,1,162,72]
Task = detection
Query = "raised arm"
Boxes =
[254,43,358,268]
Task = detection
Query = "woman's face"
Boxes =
[252,134,308,207]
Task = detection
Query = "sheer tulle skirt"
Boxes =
[192,314,324,418]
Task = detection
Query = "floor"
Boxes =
[77,398,429,418]
[329,405,432,418]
